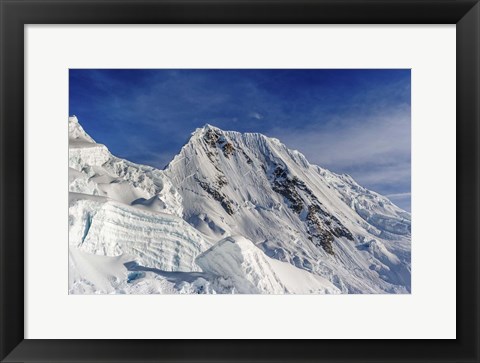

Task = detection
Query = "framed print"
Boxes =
[1,0,479,362]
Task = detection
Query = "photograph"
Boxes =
[68,69,411,294]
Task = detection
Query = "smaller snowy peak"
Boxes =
[69,116,111,170]
[69,115,96,145]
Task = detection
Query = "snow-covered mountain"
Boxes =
[69,116,411,294]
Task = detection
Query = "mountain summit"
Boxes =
[69,117,411,294]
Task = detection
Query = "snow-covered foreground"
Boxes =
[68,116,411,294]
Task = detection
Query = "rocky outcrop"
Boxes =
[306,205,353,255]
[222,142,235,158]
[269,164,353,255]
[271,166,304,214]
[204,127,235,158]
[242,150,253,164]
[204,128,220,147]
[196,179,235,215]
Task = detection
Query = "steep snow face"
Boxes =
[165,125,411,293]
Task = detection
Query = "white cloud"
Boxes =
[387,192,411,198]
[249,112,264,120]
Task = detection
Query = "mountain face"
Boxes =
[69,117,411,294]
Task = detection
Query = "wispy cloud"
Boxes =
[386,192,412,211]
[386,192,411,198]
[249,112,264,120]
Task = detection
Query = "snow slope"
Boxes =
[69,117,411,294]
[196,236,340,294]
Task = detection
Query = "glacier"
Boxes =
[68,116,411,294]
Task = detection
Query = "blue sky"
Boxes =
[69,69,411,211]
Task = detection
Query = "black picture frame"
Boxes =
[1,0,479,362]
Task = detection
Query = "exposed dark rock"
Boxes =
[222,142,235,158]
[306,205,336,255]
[204,129,220,147]
[305,204,354,255]
[220,199,235,215]
[202,137,230,185]
[197,179,235,215]
[206,150,216,163]
[217,175,228,187]
[333,226,354,240]
[271,166,304,214]
[269,164,354,255]
[203,128,236,158]
[242,150,253,164]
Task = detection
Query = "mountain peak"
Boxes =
[194,123,226,135]
[202,123,218,130]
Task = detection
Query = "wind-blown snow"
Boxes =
[69,117,411,294]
